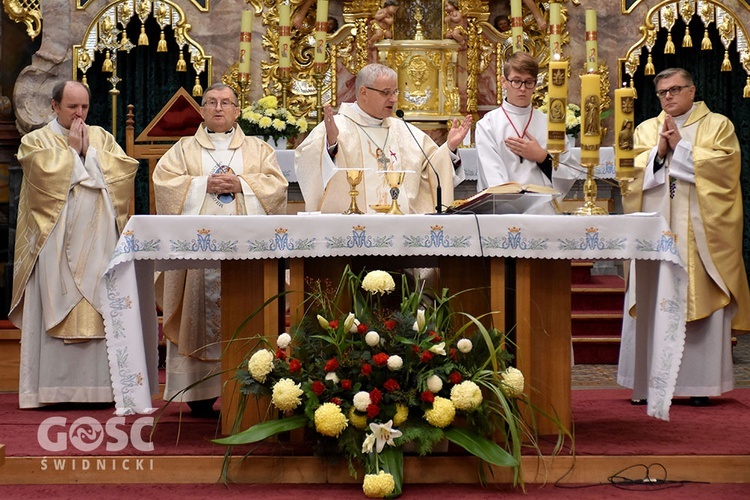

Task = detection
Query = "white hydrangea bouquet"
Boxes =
[215,267,567,498]
[238,95,308,147]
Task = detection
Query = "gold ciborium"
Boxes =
[385,170,407,215]
[343,168,365,215]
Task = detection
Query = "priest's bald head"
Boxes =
[355,63,399,120]
[51,81,91,129]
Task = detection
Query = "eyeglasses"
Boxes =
[203,99,238,109]
[365,86,400,98]
[507,79,537,89]
[656,85,692,99]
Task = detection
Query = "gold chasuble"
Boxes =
[294,103,455,214]
[11,123,138,338]
[624,102,750,331]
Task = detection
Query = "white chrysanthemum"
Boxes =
[353,391,372,412]
[501,367,525,397]
[361,270,396,295]
[456,338,472,354]
[426,374,443,393]
[247,349,275,383]
[450,380,483,411]
[276,332,292,349]
[271,378,303,411]
[365,331,380,347]
[325,371,340,384]
[387,355,403,371]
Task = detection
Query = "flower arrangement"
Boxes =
[215,268,568,497]
[538,96,581,138]
[238,95,308,146]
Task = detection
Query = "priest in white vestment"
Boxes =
[476,52,577,214]
[294,63,471,214]
[618,68,750,408]
[153,83,288,416]
[12,81,138,408]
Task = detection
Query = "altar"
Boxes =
[100,212,685,437]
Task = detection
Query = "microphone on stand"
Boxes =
[395,109,442,214]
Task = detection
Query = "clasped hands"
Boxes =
[207,173,241,195]
[657,114,682,160]
[68,118,90,157]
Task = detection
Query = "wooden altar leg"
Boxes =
[221,259,280,435]
[515,259,572,435]
[438,257,505,332]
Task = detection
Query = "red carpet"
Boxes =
[1,389,749,457]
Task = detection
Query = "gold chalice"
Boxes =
[385,170,407,215]
[343,168,364,215]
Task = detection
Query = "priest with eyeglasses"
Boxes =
[295,63,472,214]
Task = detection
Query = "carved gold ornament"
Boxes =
[3,0,42,40]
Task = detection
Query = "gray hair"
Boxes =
[355,64,397,93]
[654,68,694,87]
[201,83,238,106]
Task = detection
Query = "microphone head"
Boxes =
[395,109,404,118]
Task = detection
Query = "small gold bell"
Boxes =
[102,51,113,72]
[157,31,167,52]
[176,51,186,72]
[138,25,149,46]
[82,75,89,88]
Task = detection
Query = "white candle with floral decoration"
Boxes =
[585,9,598,73]
[511,0,523,53]
[238,10,253,79]
[313,0,329,72]
[278,0,292,77]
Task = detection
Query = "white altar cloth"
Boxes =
[100,213,686,420]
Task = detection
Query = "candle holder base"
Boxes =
[572,164,608,216]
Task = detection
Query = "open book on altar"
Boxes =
[448,182,560,214]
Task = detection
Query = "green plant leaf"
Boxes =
[379,446,404,498]
[212,414,307,446]
[444,427,518,467]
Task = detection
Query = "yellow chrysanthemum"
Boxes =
[424,396,456,428]
[258,116,272,128]
[297,117,309,132]
[450,380,483,411]
[361,270,396,295]
[272,118,286,131]
[314,402,348,437]
[348,406,368,430]
[501,367,525,398]
[393,403,409,426]
[257,95,278,109]
[271,378,303,411]
[247,349,275,383]
[362,471,395,498]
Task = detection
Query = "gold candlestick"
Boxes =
[573,162,608,216]
[279,73,291,109]
[343,169,364,215]
[314,72,325,124]
[237,73,251,109]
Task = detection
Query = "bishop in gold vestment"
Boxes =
[11,81,138,408]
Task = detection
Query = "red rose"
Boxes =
[289,359,302,373]
[430,331,442,343]
[324,358,339,372]
[383,379,400,392]
[330,397,342,405]
[449,371,462,384]
[412,345,420,354]
[341,379,352,390]
[450,347,458,361]
[384,320,397,330]
[366,404,380,418]
[275,348,287,360]
[420,351,433,363]
[361,363,372,376]
[357,323,368,334]
[373,353,389,366]
[369,388,383,405]
[312,381,326,395]
[420,391,435,403]
[329,320,339,329]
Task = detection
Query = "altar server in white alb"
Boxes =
[12,80,138,408]
[295,63,472,214]
[475,52,577,213]
[618,68,750,407]
[153,83,288,417]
